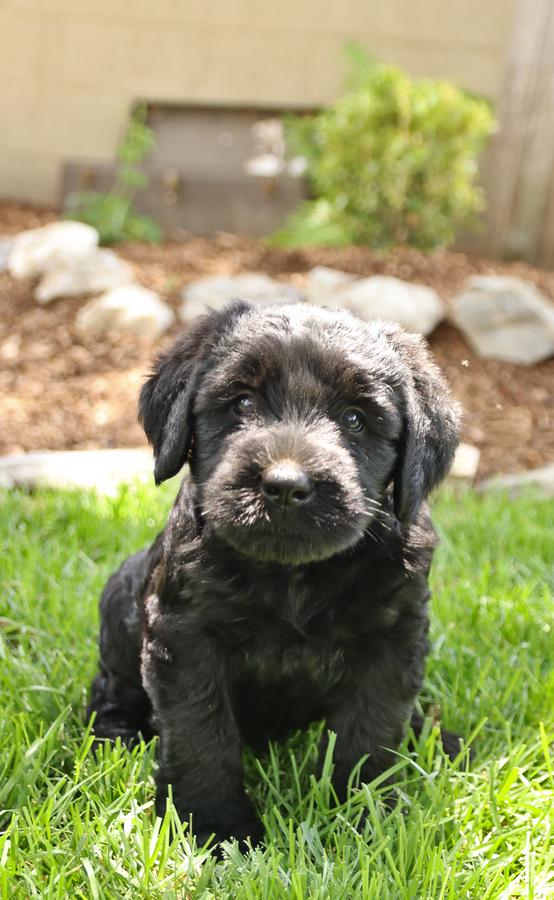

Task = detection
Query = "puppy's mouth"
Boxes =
[201,470,374,566]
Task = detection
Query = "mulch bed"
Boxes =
[1,200,553,479]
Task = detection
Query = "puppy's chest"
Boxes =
[244,650,340,699]
[232,617,344,692]
[226,574,378,692]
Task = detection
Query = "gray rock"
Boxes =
[75,285,174,338]
[35,248,134,303]
[324,275,445,336]
[305,266,356,305]
[8,220,99,279]
[447,443,481,480]
[478,465,554,497]
[0,448,156,494]
[0,236,14,272]
[451,275,554,365]
[181,273,303,323]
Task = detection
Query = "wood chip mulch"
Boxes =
[1,200,553,480]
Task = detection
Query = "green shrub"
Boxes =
[65,103,163,245]
[275,47,495,250]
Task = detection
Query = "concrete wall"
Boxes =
[0,0,515,204]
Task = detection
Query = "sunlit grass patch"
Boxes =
[1,485,552,897]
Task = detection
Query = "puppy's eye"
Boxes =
[341,408,365,433]
[234,394,256,415]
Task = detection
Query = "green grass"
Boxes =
[1,484,553,898]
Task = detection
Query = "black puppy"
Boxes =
[87,301,461,849]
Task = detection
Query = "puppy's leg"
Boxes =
[88,665,153,746]
[321,644,423,801]
[410,712,464,761]
[142,629,263,850]
[87,550,154,745]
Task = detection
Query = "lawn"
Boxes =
[0,484,552,898]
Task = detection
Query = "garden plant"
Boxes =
[65,103,162,246]
[276,46,495,251]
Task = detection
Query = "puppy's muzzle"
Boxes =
[262,461,313,509]
[201,419,373,564]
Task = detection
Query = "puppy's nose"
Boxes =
[262,461,313,508]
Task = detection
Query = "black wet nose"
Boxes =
[262,462,313,508]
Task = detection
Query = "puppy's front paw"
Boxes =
[440,728,466,761]
[197,817,265,857]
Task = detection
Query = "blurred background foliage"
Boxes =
[65,104,163,246]
[274,45,495,251]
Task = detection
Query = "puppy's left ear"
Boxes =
[387,328,461,525]
[139,301,251,485]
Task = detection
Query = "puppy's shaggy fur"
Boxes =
[87,301,461,849]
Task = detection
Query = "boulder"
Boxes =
[451,275,554,365]
[478,464,554,497]
[0,448,156,494]
[35,248,134,303]
[323,275,445,335]
[181,273,303,323]
[75,285,174,338]
[305,266,356,305]
[448,443,481,480]
[8,221,99,279]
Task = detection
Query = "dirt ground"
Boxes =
[1,199,553,480]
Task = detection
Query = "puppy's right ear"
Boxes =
[387,327,461,525]
[139,301,250,484]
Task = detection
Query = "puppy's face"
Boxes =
[140,302,460,565]
[192,308,402,564]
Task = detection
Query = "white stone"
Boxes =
[0,448,157,494]
[287,156,307,177]
[478,465,554,497]
[8,221,99,279]
[448,443,481,480]
[305,266,357,305]
[181,273,303,323]
[76,285,174,338]
[244,155,284,177]
[35,248,134,303]
[451,275,554,365]
[0,237,14,272]
[324,275,445,335]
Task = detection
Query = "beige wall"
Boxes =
[0,0,515,204]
